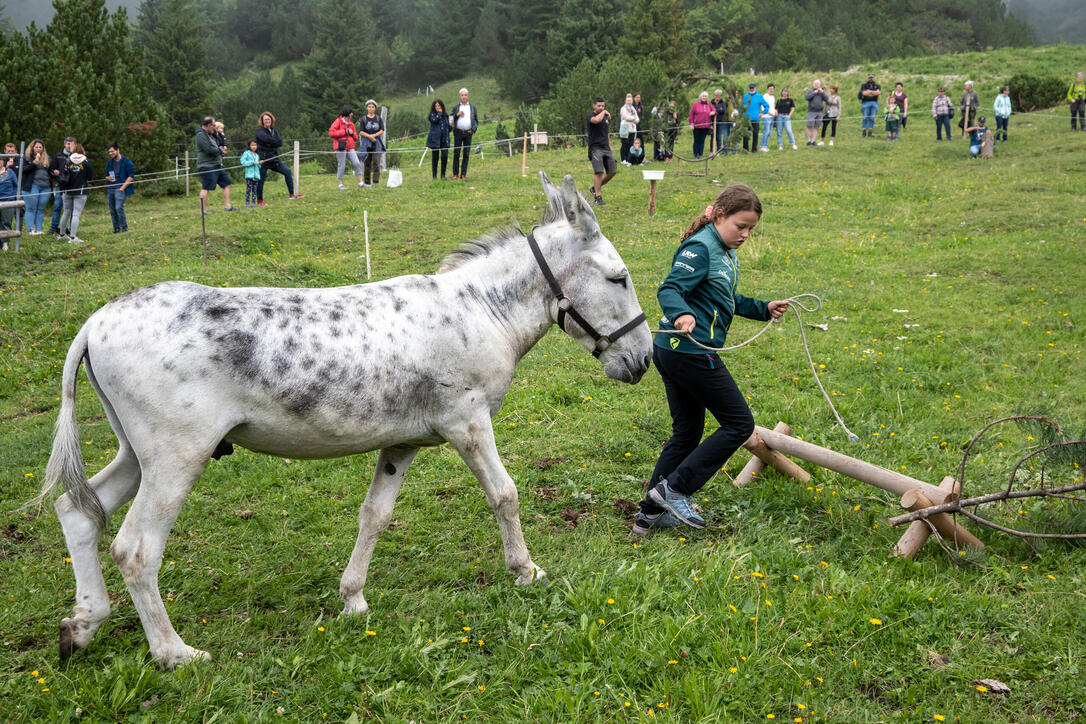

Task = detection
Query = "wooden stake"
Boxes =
[899,488,984,551]
[893,476,959,558]
[753,426,952,504]
[736,422,809,486]
[521,134,528,177]
[648,179,657,216]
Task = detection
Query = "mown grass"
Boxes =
[2,59,1085,722]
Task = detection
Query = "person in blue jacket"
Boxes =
[741,83,769,153]
[632,184,790,535]
[105,143,135,233]
[426,98,451,180]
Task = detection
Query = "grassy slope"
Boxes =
[2,50,1085,721]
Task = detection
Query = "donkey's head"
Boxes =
[536,172,652,383]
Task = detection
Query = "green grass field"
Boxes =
[2,50,1085,721]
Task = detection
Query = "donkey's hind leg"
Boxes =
[109,453,208,669]
[340,446,419,616]
[56,443,142,661]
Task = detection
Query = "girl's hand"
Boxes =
[674,314,696,333]
[767,300,790,319]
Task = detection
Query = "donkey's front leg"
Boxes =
[447,419,546,586]
[340,446,419,616]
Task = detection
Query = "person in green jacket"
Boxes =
[195,116,236,213]
[1069,71,1085,131]
[632,185,790,535]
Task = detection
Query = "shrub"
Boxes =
[386,109,428,140]
[1006,73,1067,111]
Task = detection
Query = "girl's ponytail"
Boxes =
[679,184,762,243]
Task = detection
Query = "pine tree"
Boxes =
[300,0,386,123]
[136,0,211,138]
[619,0,690,76]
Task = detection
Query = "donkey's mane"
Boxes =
[437,224,525,273]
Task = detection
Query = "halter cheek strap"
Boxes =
[526,232,646,358]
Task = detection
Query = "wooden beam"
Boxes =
[899,488,984,550]
[736,422,808,485]
[893,476,959,558]
[753,426,952,504]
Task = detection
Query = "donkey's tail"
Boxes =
[34,325,106,528]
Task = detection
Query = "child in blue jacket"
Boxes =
[240,140,261,208]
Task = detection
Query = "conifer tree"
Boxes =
[300,0,386,122]
[619,0,690,76]
[136,0,211,138]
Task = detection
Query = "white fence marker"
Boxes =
[364,210,371,280]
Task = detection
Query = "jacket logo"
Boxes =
[669,337,680,349]
[680,250,698,259]
[674,261,695,272]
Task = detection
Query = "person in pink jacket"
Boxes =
[688,91,716,159]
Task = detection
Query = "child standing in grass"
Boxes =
[240,140,261,208]
[633,185,790,536]
[885,99,901,141]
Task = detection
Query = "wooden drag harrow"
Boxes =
[736,423,984,557]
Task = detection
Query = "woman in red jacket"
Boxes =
[329,106,365,189]
[688,91,716,159]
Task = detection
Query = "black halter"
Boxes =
[526,232,646,358]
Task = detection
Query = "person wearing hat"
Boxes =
[329,105,365,189]
[741,82,768,153]
[195,116,236,213]
[449,88,478,180]
[965,115,988,158]
[858,73,881,137]
[931,87,954,141]
[358,99,385,187]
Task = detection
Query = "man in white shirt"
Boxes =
[449,88,478,180]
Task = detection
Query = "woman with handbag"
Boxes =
[329,105,365,189]
[426,99,451,180]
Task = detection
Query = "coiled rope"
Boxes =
[650,292,860,441]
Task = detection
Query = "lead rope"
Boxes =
[650,293,860,441]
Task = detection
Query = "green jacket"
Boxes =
[654,222,769,355]
[195,128,222,168]
[1069,81,1086,102]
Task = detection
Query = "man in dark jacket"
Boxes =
[195,116,235,213]
[449,88,478,180]
[47,136,75,236]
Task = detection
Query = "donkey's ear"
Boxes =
[539,170,567,224]
[559,174,600,238]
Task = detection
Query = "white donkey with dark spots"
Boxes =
[39,172,652,669]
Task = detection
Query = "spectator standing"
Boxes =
[821,85,840,146]
[665,100,681,160]
[858,73,881,137]
[632,92,646,148]
[358,100,385,187]
[48,136,75,236]
[450,88,478,180]
[20,140,52,235]
[427,99,451,180]
[759,84,778,151]
[58,143,93,243]
[884,98,900,141]
[627,136,645,166]
[1068,72,1085,131]
[255,111,299,205]
[993,86,1012,142]
[741,83,768,153]
[104,143,135,233]
[688,91,716,159]
[891,83,908,131]
[240,139,261,208]
[775,87,797,150]
[0,148,17,244]
[711,89,732,154]
[959,81,979,138]
[619,93,639,164]
[329,106,364,189]
[804,80,829,146]
[932,87,953,141]
[195,116,236,212]
[586,96,617,206]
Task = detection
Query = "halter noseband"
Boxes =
[527,232,646,358]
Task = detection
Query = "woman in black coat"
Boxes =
[426,99,451,180]
[255,111,300,204]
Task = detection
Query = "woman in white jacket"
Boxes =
[619,93,640,164]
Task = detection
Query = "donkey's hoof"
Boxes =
[515,565,547,586]
[59,620,77,662]
[156,645,211,670]
[340,596,370,617]
[59,617,101,662]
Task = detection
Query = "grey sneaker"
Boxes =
[631,510,682,536]
[648,481,706,529]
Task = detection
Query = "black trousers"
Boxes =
[820,118,837,138]
[744,121,760,151]
[452,130,472,176]
[430,147,448,178]
[640,346,755,514]
[1072,100,1085,130]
